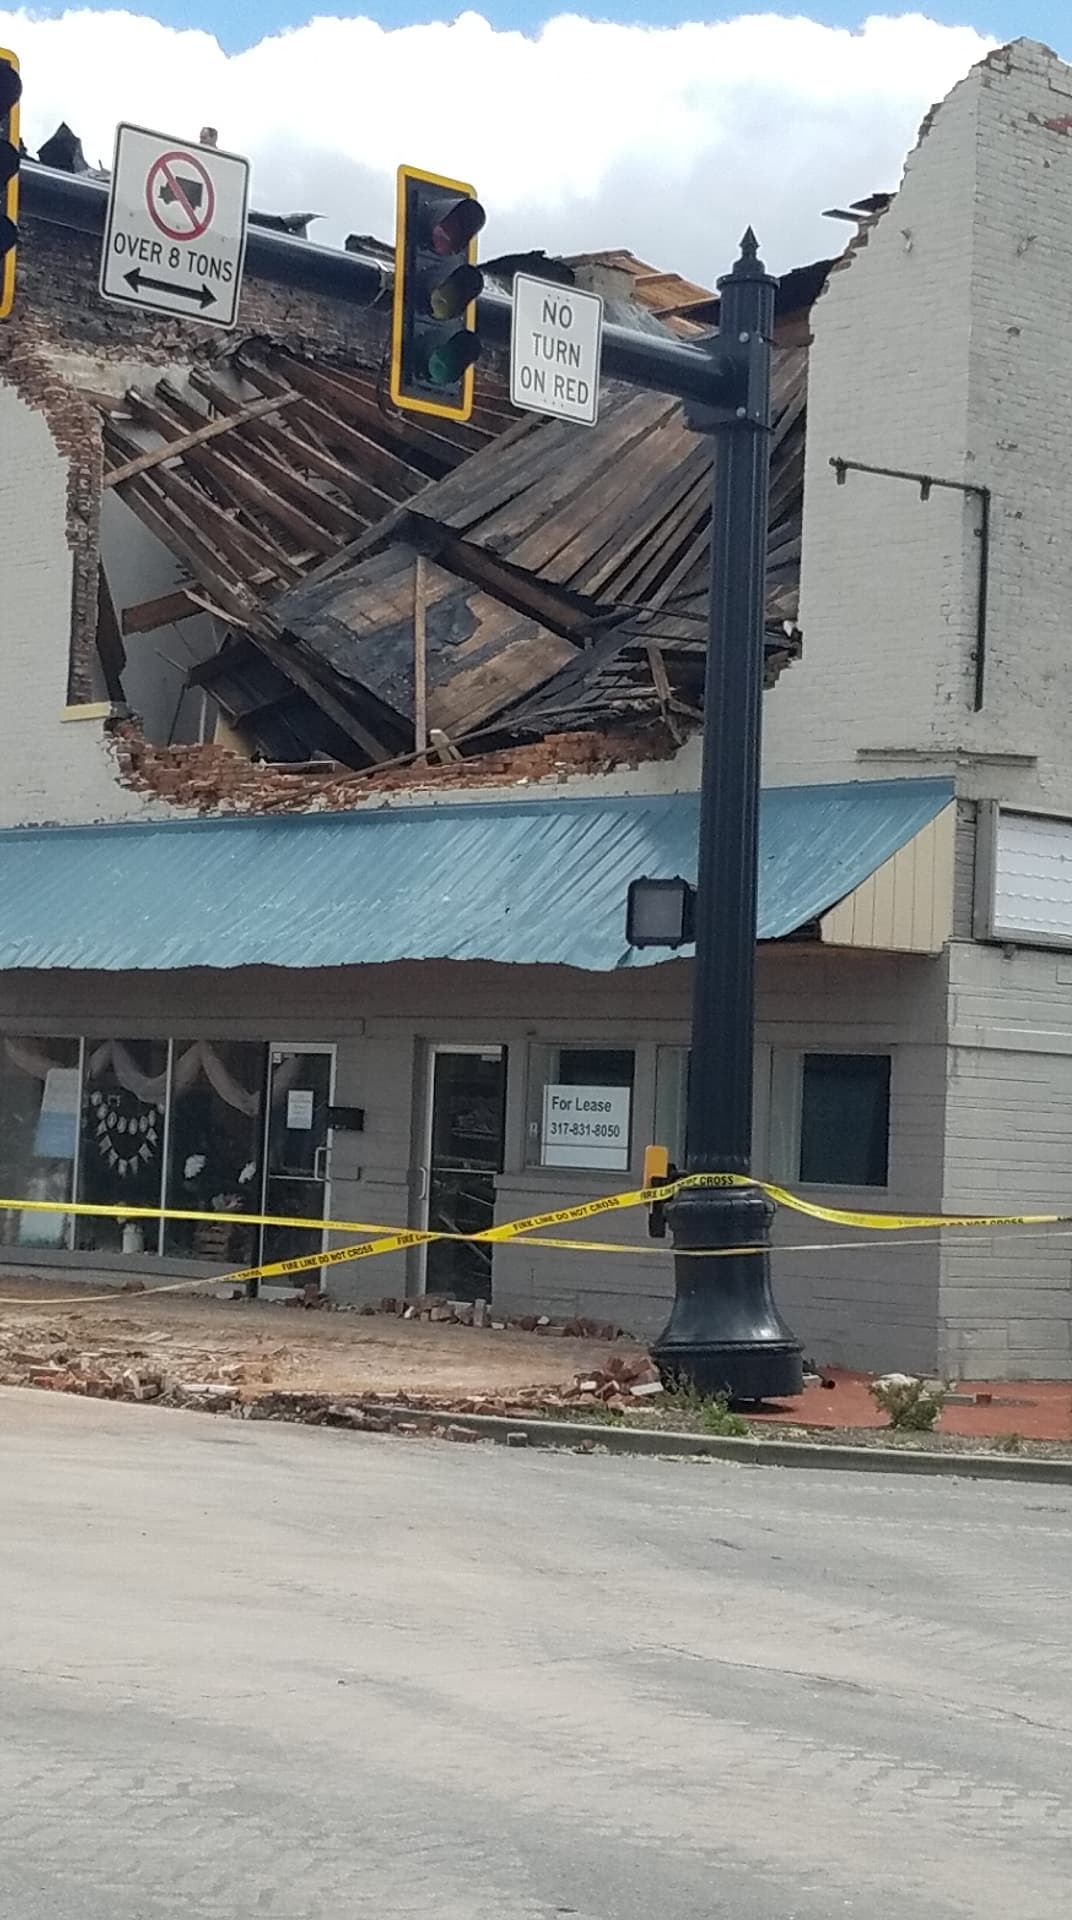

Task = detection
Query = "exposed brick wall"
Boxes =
[14,212,393,374]
[109,720,677,812]
[0,299,105,704]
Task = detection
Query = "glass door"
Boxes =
[422,1047,506,1303]
[259,1047,336,1289]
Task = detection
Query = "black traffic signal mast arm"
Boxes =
[19,162,757,418]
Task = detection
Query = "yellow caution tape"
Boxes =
[0,1174,1065,1248]
[0,1173,1067,1316]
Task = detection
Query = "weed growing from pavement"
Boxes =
[661,1386,751,1437]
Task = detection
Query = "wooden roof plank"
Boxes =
[108,420,302,587]
[186,368,393,524]
[103,390,299,489]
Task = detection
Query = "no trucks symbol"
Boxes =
[146,150,216,243]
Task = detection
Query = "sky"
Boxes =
[1,5,1068,280]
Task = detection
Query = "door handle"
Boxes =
[414,1165,428,1202]
[313,1145,330,1183]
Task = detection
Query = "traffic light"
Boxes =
[0,49,19,321]
[390,164,485,423]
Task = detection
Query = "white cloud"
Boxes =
[0,8,996,277]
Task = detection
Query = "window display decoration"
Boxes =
[88,1087,162,1177]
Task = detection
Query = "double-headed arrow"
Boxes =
[123,267,216,310]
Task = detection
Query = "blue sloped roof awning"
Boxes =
[0,779,952,974]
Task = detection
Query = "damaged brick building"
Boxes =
[5,39,1072,1379]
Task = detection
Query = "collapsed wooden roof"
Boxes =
[102,279,809,768]
[266,351,806,753]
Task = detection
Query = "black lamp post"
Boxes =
[651,233,803,1404]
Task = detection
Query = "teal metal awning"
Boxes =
[0,779,952,974]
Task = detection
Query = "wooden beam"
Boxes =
[429,727,463,763]
[413,554,428,756]
[108,416,302,588]
[103,391,299,488]
[175,372,369,540]
[121,589,201,637]
[112,483,252,625]
[646,640,671,711]
[115,396,314,574]
[250,617,394,765]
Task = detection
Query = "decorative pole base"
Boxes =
[652,1182,803,1404]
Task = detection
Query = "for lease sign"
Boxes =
[540,1084,630,1172]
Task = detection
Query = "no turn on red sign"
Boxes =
[99,124,251,328]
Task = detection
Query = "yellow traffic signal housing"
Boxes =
[0,49,19,320]
[643,1144,670,1187]
[391,164,485,424]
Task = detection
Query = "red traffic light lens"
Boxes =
[0,63,21,117]
[431,196,485,257]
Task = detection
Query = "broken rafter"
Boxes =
[116,394,320,573]
[184,368,382,533]
[107,417,303,590]
[121,588,201,637]
[103,391,300,489]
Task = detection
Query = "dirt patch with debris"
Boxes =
[0,1276,649,1410]
[5,1276,1072,1462]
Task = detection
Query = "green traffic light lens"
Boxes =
[426,330,482,387]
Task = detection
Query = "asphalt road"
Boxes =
[2,1393,1071,1920]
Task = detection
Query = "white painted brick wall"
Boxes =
[763,55,981,785]
[765,39,1072,809]
[0,382,155,827]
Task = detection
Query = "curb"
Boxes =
[375,1405,1072,1485]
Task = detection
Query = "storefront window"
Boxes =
[76,1040,169,1253]
[0,1037,81,1249]
[799,1053,891,1188]
[768,1049,891,1188]
[163,1042,266,1264]
[526,1045,635,1172]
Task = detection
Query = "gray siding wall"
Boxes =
[939,939,1072,1379]
[0,950,947,1369]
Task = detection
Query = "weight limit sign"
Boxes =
[100,123,251,329]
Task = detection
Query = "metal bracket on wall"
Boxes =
[830,456,991,712]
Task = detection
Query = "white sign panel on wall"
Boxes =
[540,1083,631,1172]
[99,123,250,328]
[510,273,604,426]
